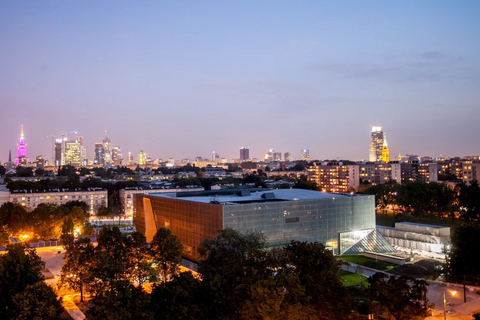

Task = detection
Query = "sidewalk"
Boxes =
[62,295,85,320]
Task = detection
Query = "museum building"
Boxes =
[133,188,394,262]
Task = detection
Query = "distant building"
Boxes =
[112,145,123,166]
[359,163,401,185]
[134,189,394,262]
[138,150,146,165]
[301,149,310,162]
[369,126,385,162]
[3,188,107,215]
[307,162,360,193]
[239,147,250,161]
[401,162,438,183]
[284,152,293,162]
[15,125,29,166]
[381,139,390,163]
[54,139,62,167]
[94,143,105,165]
[35,155,45,169]
[462,161,480,184]
[212,151,219,162]
[103,137,112,165]
[64,136,85,166]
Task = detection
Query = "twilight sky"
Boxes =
[1,1,479,163]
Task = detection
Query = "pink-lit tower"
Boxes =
[14,125,29,166]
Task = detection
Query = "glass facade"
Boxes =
[223,195,375,255]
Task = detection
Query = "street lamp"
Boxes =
[443,290,457,320]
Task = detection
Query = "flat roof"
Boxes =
[396,222,449,229]
[149,189,356,204]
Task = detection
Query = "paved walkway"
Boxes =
[62,295,85,320]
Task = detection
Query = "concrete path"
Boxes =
[62,295,86,320]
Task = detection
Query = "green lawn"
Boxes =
[339,254,396,271]
[339,269,368,288]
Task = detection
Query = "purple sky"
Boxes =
[1,1,479,163]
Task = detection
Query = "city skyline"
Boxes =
[1,1,479,162]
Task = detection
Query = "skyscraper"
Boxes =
[103,137,112,165]
[64,135,85,166]
[94,143,105,165]
[301,149,310,162]
[112,145,123,165]
[369,126,385,162]
[15,125,28,166]
[284,152,293,162]
[54,139,62,167]
[239,147,249,161]
[212,151,219,162]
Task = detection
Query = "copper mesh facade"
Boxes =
[134,194,223,262]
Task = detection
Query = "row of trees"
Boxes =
[60,227,182,303]
[361,180,480,222]
[59,227,429,320]
[0,201,91,244]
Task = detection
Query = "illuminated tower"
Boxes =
[369,126,384,162]
[103,137,112,165]
[138,150,146,165]
[301,149,310,162]
[15,125,29,166]
[381,138,390,163]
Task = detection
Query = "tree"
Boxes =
[34,168,45,176]
[85,281,153,320]
[361,182,398,214]
[15,166,34,177]
[30,203,64,239]
[282,241,353,319]
[0,202,29,235]
[0,243,45,318]
[11,282,64,320]
[368,273,429,320]
[457,181,480,222]
[60,237,95,302]
[63,200,89,215]
[448,223,480,284]
[125,232,157,286]
[90,227,129,294]
[197,229,266,319]
[150,227,183,282]
[150,272,203,320]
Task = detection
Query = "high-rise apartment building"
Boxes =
[307,162,359,193]
[301,149,310,162]
[239,147,249,161]
[369,126,387,162]
[15,125,28,166]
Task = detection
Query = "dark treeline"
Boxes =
[359,180,480,222]
[58,227,429,320]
